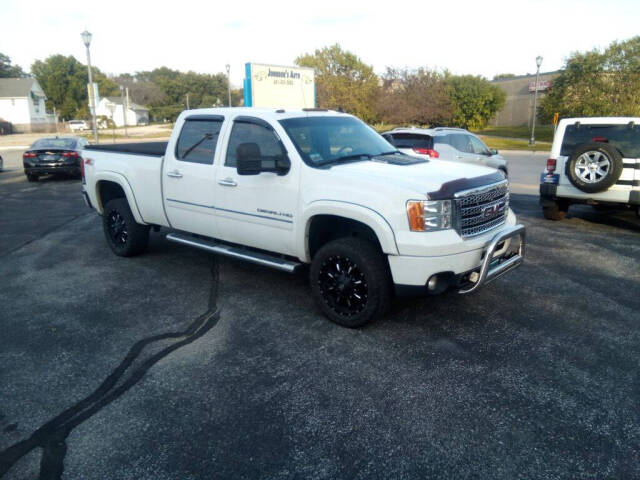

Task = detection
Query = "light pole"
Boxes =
[120,85,128,137]
[225,64,231,107]
[529,55,543,146]
[81,30,99,144]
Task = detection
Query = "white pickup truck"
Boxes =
[82,108,525,327]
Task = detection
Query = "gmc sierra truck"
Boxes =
[82,108,525,327]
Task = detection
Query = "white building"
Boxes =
[96,97,149,127]
[0,78,55,133]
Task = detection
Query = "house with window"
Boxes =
[0,78,55,133]
[96,97,149,127]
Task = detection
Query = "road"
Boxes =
[1,148,639,479]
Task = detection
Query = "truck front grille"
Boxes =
[454,180,509,238]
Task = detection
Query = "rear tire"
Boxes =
[310,237,392,328]
[102,198,150,257]
[26,173,38,182]
[542,199,569,221]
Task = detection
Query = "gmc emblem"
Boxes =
[482,201,506,218]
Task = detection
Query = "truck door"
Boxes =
[163,115,223,238]
[213,116,298,256]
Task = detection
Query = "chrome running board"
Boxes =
[166,232,301,273]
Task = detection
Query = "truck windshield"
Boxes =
[279,116,397,167]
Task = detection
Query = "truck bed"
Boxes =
[84,142,168,157]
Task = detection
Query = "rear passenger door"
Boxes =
[163,115,223,238]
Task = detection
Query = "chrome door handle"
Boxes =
[218,178,237,187]
[166,169,183,178]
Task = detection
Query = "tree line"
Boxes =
[2,35,639,127]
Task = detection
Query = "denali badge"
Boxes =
[482,201,506,218]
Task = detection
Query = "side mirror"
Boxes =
[490,148,499,156]
[236,143,262,175]
[275,155,291,176]
[236,142,291,176]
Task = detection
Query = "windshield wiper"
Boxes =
[317,153,372,167]
[182,133,214,159]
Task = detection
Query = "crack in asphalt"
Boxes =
[0,258,220,480]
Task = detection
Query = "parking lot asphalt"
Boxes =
[1,150,639,479]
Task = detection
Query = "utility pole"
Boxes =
[186,93,190,110]
[81,30,99,144]
[225,64,231,107]
[529,55,543,147]
[120,85,128,137]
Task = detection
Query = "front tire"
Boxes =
[310,237,392,328]
[102,198,150,257]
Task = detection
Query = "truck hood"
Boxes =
[325,158,504,197]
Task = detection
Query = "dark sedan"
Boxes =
[23,136,89,182]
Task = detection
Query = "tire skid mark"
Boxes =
[0,258,220,480]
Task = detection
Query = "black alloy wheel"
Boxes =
[310,237,391,328]
[102,198,150,257]
[318,255,369,317]
[107,210,128,246]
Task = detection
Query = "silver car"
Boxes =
[382,127,508,176]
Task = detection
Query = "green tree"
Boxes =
[444,74,506,129]
[492,73,516,81]
[131,67,230,121]
[0,53,25,78]
[377,67,453,125]
[539,36,640,122]
[295,44,380,122]
[31,55,118,119]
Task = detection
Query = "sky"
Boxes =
[1,0,639,86]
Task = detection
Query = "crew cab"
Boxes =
[82,108,525,327]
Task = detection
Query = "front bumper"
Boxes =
[390,224,526,295]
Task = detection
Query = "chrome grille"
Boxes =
[454,181,509,238]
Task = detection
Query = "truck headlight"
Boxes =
[407,200,452,232]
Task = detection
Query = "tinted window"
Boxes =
[389,133,433,149]
[433,135,450,147]
[280,116,394,166]
[31,138,78,150]
[175,119,222,164]
[561,124,640,158]
[469,136,490,155]
[225,121,287,168]
[449,133,474,153]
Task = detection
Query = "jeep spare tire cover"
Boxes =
[567,142,623,194]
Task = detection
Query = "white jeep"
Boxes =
[540,117,640,220]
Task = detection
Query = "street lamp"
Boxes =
[120,85,128,137]
[225,64,231,107]
[529,55,543,146]
[81,30,99,144]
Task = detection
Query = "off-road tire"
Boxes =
[567,142,623,194]
[542,199,570,221]
[310,237,392,328]
[103,198,150,257]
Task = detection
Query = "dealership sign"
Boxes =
[244,63,315,108]
[529,80,551,92]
